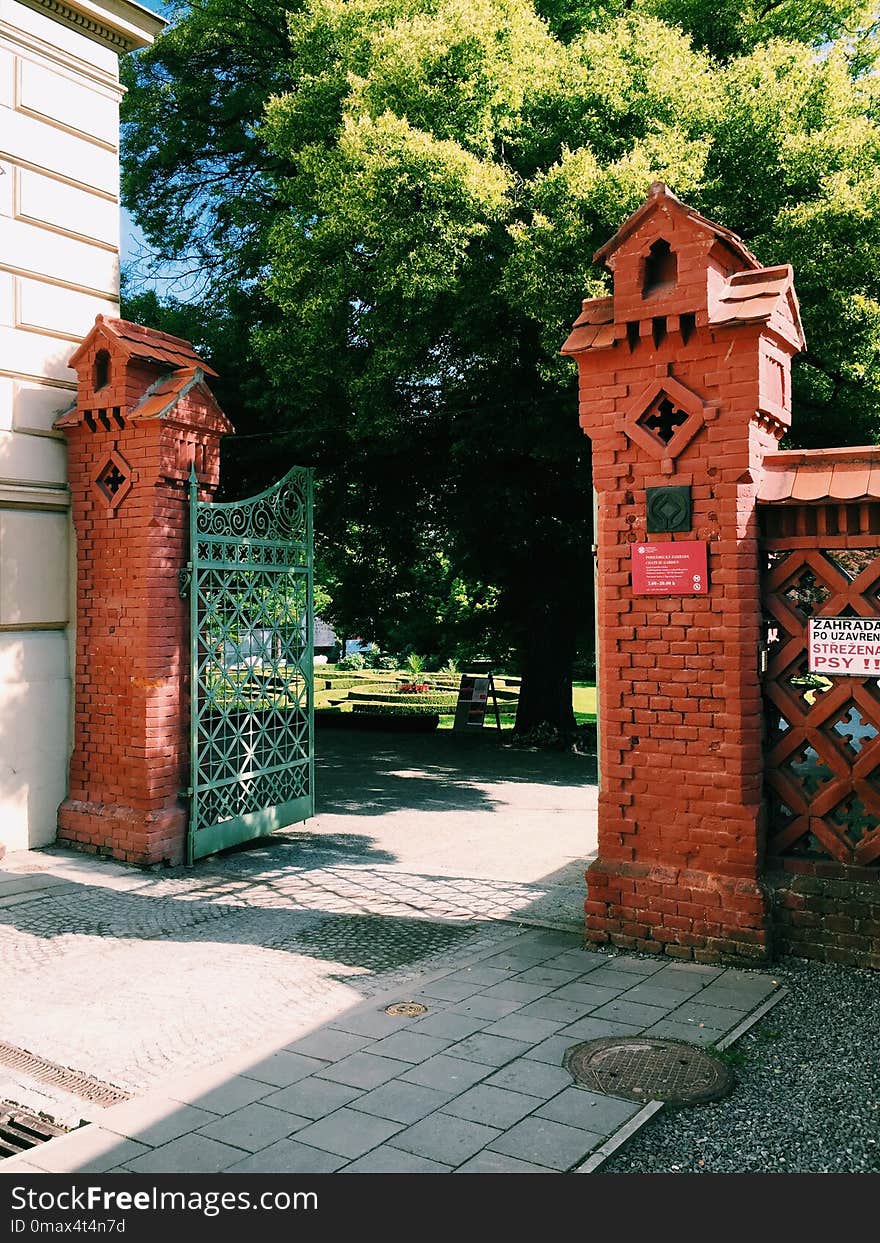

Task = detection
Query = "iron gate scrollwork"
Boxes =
[186,465,314,862]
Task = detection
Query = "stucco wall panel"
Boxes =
[0,109,119,194]
[15,275,117,339]
[0,629,70,849]
[2,218,119,295]
[16,166,118,247]
[9,375,74,436]
[0,324,84,382]
[0,425,68,483]
[16,56,117,145]
[0,508,68,624]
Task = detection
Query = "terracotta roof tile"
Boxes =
[69,315,218,376]
[758,464,796,502]
[593,182,760,270]
[592,324,616,349]
[724,265,791,297]
[711,263,805,347]
[759,447,880,503]
[790,466,832,502]
[561,324,600,354]
[572,297,614,328]
[131,368,199,421]
[717,294,782,320]
[561,296,616,355]
[829,463,872,500]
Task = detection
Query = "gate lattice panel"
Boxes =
[762,536,880,867]
[187,466,313,862]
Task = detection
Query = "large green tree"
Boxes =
[122,0,880,732]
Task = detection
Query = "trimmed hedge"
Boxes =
[351,702,442,717]
[347,691,459,707]
[318,677,393,692]
[316,708,438,732]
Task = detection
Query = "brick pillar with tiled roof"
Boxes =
[562,183,805,963]
[55,315,233,865]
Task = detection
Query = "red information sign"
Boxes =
[631,540,708,595]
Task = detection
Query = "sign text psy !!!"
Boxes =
[808,617,880,675]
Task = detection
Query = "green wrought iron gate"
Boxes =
[185,465,314,862]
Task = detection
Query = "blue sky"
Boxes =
[120,1,175,292]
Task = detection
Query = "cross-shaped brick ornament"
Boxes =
[641,397,688,445]
[101,465,127,495]
[93,454,133,510]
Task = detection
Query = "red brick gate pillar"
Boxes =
[562,185,805,962]
[55,316,232,866]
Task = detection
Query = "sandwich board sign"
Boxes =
[453,673,502,731]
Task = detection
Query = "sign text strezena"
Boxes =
[808,616,880,675]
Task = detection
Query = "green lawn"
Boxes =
[316,672,597,731]
[573,681,597,726]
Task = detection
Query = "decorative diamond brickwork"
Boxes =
[619,375,716,476]
[92,448,132,512]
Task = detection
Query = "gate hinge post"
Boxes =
[179,563,192,598]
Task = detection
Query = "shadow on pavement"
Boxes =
[313,732,596,818]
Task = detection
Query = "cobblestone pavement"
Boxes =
[0,928,784,1175]
[0,734,596,1123]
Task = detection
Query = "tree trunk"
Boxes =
[514,609,577,735]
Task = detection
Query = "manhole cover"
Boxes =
[385,1002,428,1017]
[564,1037,735,1104]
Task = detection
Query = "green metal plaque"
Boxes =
[646,485,692,533]
[186,465,314,862]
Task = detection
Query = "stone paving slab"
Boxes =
[341,1146,451,1173]
[0,734,595,1115]
[2,928,786,1176]
[0,872,72,899]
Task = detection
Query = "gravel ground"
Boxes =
[603,957,880,1174]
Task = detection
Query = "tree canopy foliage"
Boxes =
[122,0,880,729]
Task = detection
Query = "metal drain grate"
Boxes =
[0,1042,130,1107]
[564,1037,735,1105]
[1,1105,67,1160]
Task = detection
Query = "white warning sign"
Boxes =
[808,616,880,675]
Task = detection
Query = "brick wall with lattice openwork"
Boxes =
[756,462,880,964]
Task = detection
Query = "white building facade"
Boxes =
[0,0,162,853]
